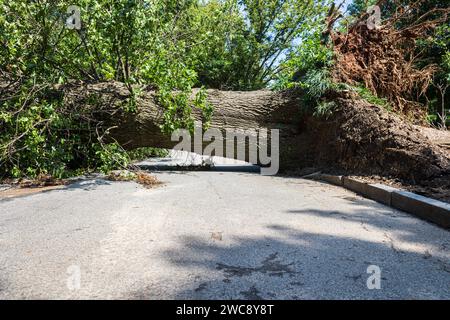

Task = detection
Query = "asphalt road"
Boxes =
[0,171,449,299]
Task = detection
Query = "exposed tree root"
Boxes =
[327,0,449,120]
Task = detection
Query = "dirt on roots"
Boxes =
[295,94,450,202]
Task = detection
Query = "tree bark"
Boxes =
[61,81,302,164]
[61,81,450,182]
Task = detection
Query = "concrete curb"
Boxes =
[318,174,343,186]
[342,177,397,207]
[392,190,450,229]
[314,174,450,229]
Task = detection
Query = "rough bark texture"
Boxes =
[61,81,450,183]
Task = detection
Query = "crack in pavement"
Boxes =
[383,232,403,256]
[216,252,298,279]
[240,286,263,300]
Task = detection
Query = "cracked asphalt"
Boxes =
[0,171,449,299]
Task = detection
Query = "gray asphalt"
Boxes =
[0,171,449,299]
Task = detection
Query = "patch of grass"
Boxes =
[350,85,391,110]
[314,101,337,119]
[302,68,335,102]
[127,147,169,161]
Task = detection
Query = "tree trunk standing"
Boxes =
[61,81,450,183]
[436,84,448,130]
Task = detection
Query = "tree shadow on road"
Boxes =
[129,206,450,300]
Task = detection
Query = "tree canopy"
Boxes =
[0,0,448,179]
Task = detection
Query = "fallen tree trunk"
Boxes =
[61,81,450,183]
[61,81,303,162]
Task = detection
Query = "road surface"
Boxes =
[0,171,449,299]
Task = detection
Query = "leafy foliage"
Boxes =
[187,0,331,90]
[0,0,448,179]
[273,23,337,115]
[0,0,212,178]
[127,147,169,162]
[350,85,391,110]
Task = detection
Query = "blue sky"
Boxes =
[336,0,354,14]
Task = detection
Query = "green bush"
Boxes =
[0,0,212,178]
[127,147,169,162]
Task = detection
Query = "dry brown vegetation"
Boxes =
[327,0,449,120]
[107,170,163,188]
